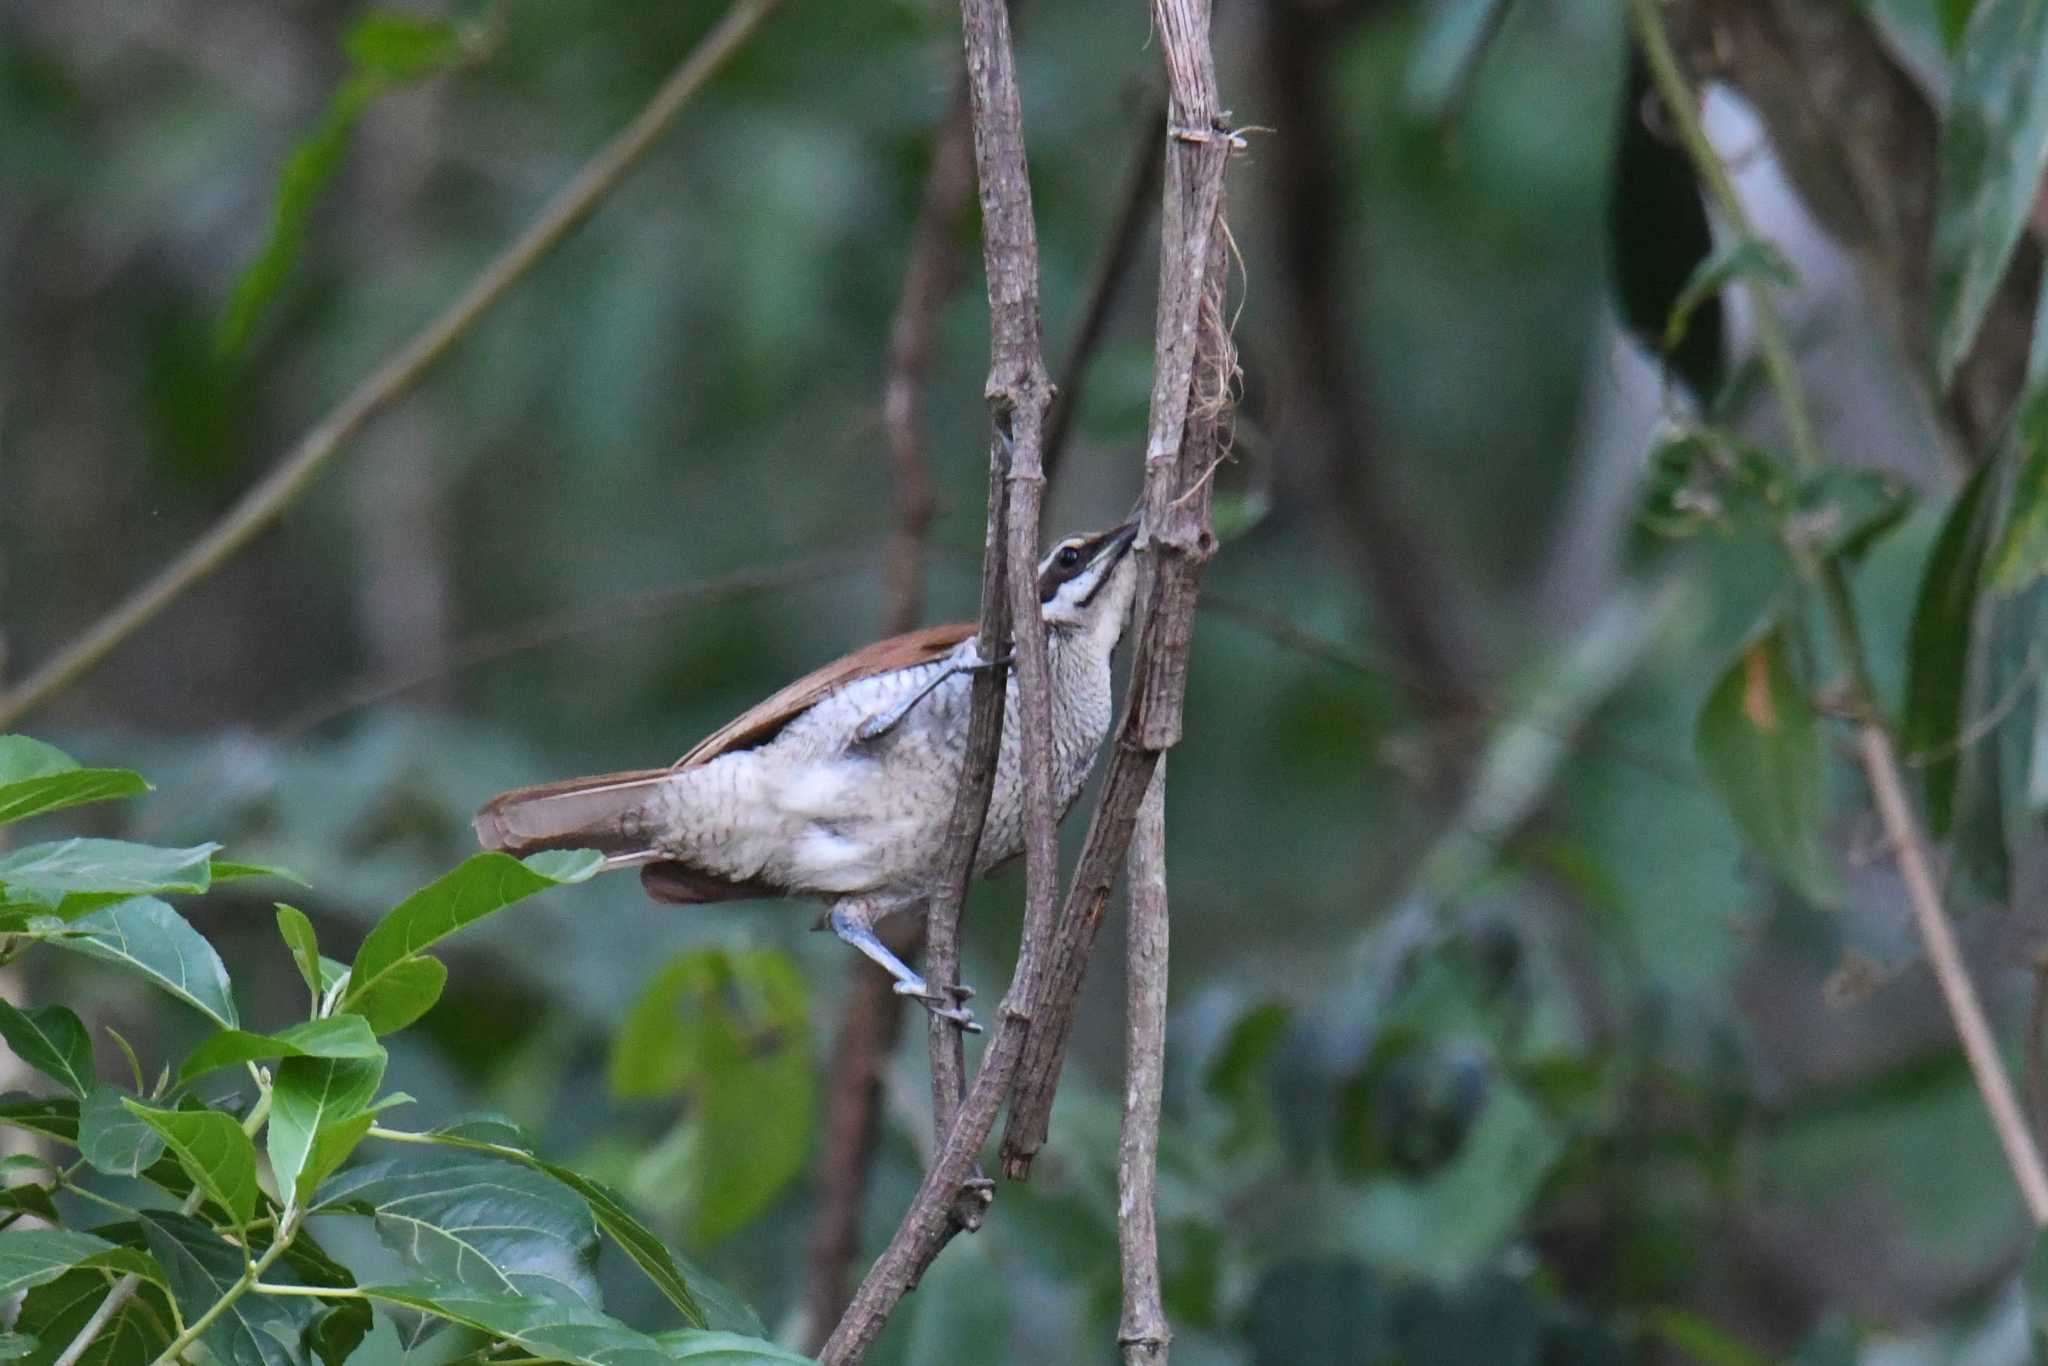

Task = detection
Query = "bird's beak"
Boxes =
[1099,519,1140,564]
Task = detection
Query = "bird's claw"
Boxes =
[895,979,982,1032]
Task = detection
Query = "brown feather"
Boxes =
[670,620,974,768]
[478,621,976,906]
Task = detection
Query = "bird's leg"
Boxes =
[828,899,980,1032]
[853,650,1015,744]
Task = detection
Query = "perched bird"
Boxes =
[474,521,1141,1028]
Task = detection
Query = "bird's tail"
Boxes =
[473,768,676,867]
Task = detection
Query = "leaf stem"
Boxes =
[249,1282,362,1298]
[144,1230,297,1366]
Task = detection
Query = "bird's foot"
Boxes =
[896,978,982,1032]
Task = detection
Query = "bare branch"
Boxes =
[1256,0,1482,720]
[1118,766,1171,1366]
[882,81,975,638]
[1044,102,1167,481]
[271,553,858,737]
[823,0,1231,1353]
[802,82,977,1349]
[1859,723,2048,1224]
[0,0,781,730]
[800,919,921,1354]
[1000,0,1231,1183]
[819,0,1060,1351]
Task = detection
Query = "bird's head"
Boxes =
[1037,520,1140,639]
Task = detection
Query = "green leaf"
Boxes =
[210,861,309,888]
[1696,627,1843,905]
[610,947,814,1245]
[653,1331,814,1364]
[275,905,323,1006]
[343,13,465,79]
[37,898,239,1028]
[0,1094,79,1145]
[1989,408,2048,592]
[269,1056,384,1207]
[78,1087,166,1177]
[1933,0,2048,382]
[0,999,93,1098]
[177,1016,383,1085]
[355,1282,672,1366]
[1793,469,1913,562]
[0,737,148,828]
[275,1233,372,1366]
[1904,460,2000,833]
[0,840,217,908]
[1942,0,1983,50]
[345,956,447,1036]
[341,851,599,1029]
[414,1118,734,1331]
[0,1229,116,1296]
[218,12,477,357]
[0,1182,57,1224]
[0,1332,36,1361]
[313,1157,600,1307]
[1663,237,1797,356]
[122,1100,260,1227]
[139,1212,308,1366]
[15,1268,174,1366]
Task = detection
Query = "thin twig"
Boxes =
[820,0,1052,1351]
[1626,0,1819,477]
[0,0,780,730]
[1117,767,1171,1365]
[881,81,974,640]
[801,80,977,1352]
[2030,957,2048,1152]
[1861,724,2048,1222]
[1629,0,2048,1226]
[1000,0,1231,1186]
[273,552,861,737]
[1044,101,1167,481]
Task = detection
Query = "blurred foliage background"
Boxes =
[9,0,2048,1360]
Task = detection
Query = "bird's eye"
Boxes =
[1056,546,1082,570]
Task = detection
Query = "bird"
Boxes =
[473,520,1142,1029]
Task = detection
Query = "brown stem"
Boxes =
[1257,0,1481,719]
[1044,103,1167,482]
[882,83,975,639]
[801,80,977,1350]
[1117,766,1171,1365]
[0,0,780,730]
[1000,0,1230,1184]
[822,1,1230,1355]
[1858,723,2048,1223]
[801,917,922,1354]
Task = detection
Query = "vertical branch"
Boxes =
[1256,0,1482,722]
[802,89,974,1344]
[822,2,1230,1358]
[1117,766,1171,1365]
[1044,107,1167,481]
[998,0,1230,1181]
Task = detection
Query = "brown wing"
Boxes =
[672,620,975,769]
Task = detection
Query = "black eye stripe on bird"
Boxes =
[474,518,1143,1033]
